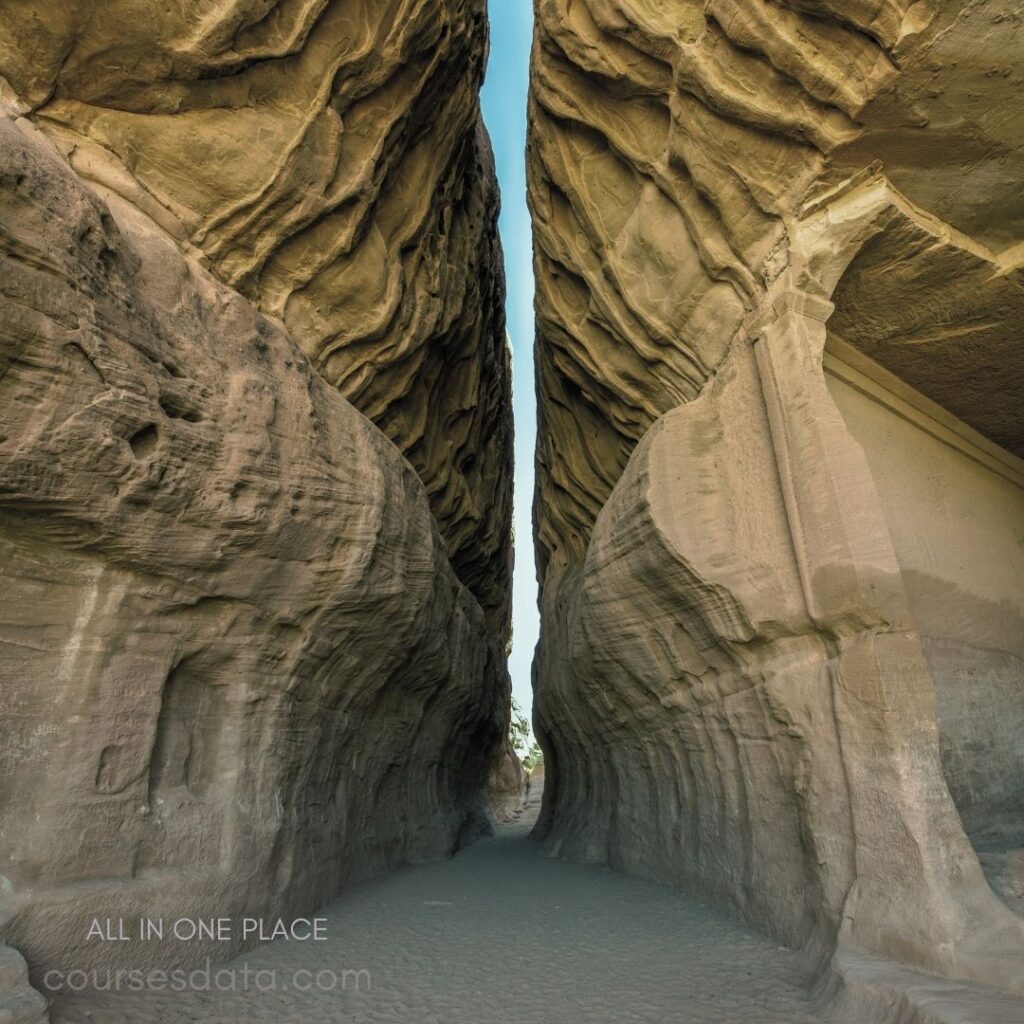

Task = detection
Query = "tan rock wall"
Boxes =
[825,350,1024,845]
[0,0,513,635]
[0,5,515,1019]
[0,74,504,1008]
[529,0,1024,574]
[530,0,1024,1006]
[529,0,904,574]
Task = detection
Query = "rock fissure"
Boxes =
[1,2,1024,1022]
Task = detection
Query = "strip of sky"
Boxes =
[481,2,537,719]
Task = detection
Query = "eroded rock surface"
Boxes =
[486,739,528,824]
[0,108,506,989]
[530,0,1023,574]
[0,0,513,634]
[530,0,1024,1015]
[0,3,513,1014]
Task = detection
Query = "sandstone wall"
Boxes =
[529,0,1024,1006]
[0,0,513,635]
[824,344,1024,847]
[530,0,1023,575]
[0,106,505,986]
[0,3,512,1017]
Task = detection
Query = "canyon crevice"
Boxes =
[1,1,1023,1021]
[529,0,1024,1017]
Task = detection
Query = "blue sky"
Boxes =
[481,3,537,720]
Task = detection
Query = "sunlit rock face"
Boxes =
[529,0,1024,1009]
[0,3,512,1017]
[0,0,513,636]
[529,0,1024,575]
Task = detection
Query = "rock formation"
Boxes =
[529,0,1024,1015]
[487,738,529,823]
[0,0,512,635]
[0,2,511,1018]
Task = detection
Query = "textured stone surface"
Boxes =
[0,97,506,1007]
[534,333,1024,986]
[0,6,514,1017]
[529,0,1023,574]
[486,739,528,824]
[0,947,46,1024]
[0,0,513,634]
[529,0,1024,1013]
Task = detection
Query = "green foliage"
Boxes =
[522,741,544,773]
[508,696,531,756]
[508,697,543,772]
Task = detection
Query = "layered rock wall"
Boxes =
[530,0,1024,1006]
[0,2,512,1017]
[0,103,504,983]
[530,0,1023,575]
[0,0,512,634]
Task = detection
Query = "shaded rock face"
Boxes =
[530,0,1024,1006]
[0,0,513,635]
[0,108,505,985]
[0,2,512,1014]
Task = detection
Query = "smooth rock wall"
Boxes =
[825,361,1024,847]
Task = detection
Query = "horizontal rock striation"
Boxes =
[0,0,513,635]
[530,0,1024,1012]
[0,69,506,1020]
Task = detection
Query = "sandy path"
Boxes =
[50,788,826,1024]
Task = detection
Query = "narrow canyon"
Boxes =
[0,2,1021,1022]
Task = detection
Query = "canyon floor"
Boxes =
[48,784,827,1024]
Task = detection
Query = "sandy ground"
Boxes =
[50,786,827,1024]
